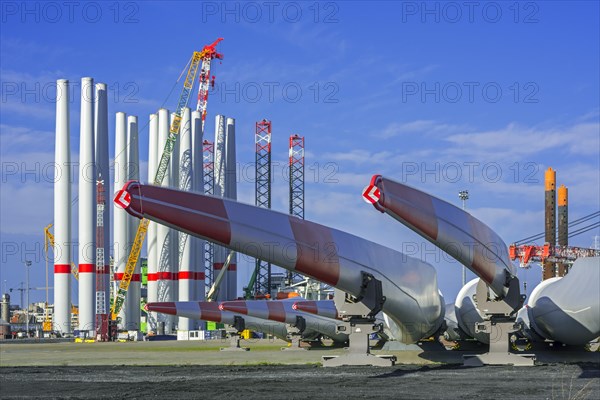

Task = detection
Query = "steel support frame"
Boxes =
[253,120,273,296]
[463,278,534,366]
[287,135,306,285]
[323,273,396,367]
[203,140,215,293]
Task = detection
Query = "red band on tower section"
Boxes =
[113,273,142,282]
[79,264,95,273]
[214,263,237,271]
[178,271,196,280]
[157,272,175,280]
[98,264,110,274]
[54,264,71,274]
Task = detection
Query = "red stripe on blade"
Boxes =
[198,302,222,322]
[289,218,340,286]
[136,185,232,245]
[379,178,439,240]
[145,302,176,315]
[220,301,248,315]
[293,301,318,315]
[267,301,286,322]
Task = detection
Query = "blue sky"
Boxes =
[1,1,599,306]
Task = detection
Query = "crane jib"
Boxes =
[110,40,222,321]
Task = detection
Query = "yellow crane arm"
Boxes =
[110,50,205,321]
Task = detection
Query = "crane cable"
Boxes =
[514,211,600,245]
[567,222,600,239]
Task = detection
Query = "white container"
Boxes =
[188,330,205,341]
[177,330,189,341]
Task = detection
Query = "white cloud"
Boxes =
[445,122,600,159]
[374,119,469,139]
[321,149,393,165]
[0,181,54,235]
[0,124,54,152]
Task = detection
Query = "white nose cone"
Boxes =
[526,258,599,345]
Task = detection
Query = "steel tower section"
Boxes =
[544,168,557,280]
[253,120,273,296]
[94,83,110,339]
[202,140,215,292]
[287,134,305,285]
[557,185,569,276]
[289,134,305,219]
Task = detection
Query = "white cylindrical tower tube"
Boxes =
[113,112,129,328]
[146,113,159,332]
[94,83,110,324]
[213,115,228,301]
[156,108,173,332]
[177,108,194,331]
[78,77,96,335]
[191,110,205,309]
[224,117,237,300]
[54,79,72,334]
[126,115,140,330]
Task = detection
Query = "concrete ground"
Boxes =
[1,340,599,399]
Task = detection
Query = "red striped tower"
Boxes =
[53,79,72,334]
[78,77,96,335]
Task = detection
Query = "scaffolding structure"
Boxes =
[253,120,273,296]
[202,140,215,292]
[287,134,305,285]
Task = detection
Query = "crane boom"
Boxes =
[44,224,79,280]
[111,39,223,321]
[509,243,600,267]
